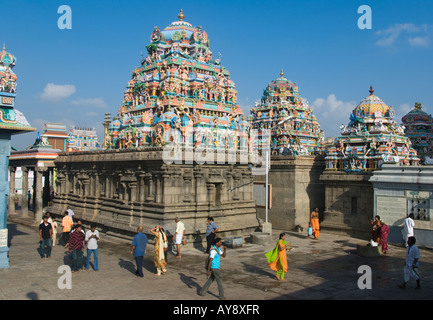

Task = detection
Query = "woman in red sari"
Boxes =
[379,221,390,254]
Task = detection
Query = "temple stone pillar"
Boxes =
[8,166,16,215]
[34,168,43,222]
[146,174,153,202]
[43,170,50,207]
[138,173,146,202]
[21,166,29,217]
[129,182,137,203]
[94,173,100,198]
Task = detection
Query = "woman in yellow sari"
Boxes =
[150,226,168,276]
[265,233,291,281]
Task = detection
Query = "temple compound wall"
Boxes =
[370,164,433,247]
[47,148,259,241]
[254,155,325,231]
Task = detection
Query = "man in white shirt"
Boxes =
[398,236,420,290]
[173,217,185,258]
[402,214,415,246]
[85,223,99,271]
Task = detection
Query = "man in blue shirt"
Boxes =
[205,217,219,254]
[130,226,148,278]
[199,237,227,300]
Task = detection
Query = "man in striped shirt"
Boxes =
[69,224,85,272]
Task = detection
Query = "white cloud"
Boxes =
[311,94,357,138]
[375,23,433,48]
[375,23,420,47]
[395,103,413,123]
[70,97,108,108]
[408,36,429,47]
[312,94,356,119]
[41,83,76,101]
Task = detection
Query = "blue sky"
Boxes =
[4,0,433,149]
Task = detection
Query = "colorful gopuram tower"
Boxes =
[248,70,324,155]
[50,11,259,243]
[401,102,433,161]
[105,10,248,151]
[325,86,419,171]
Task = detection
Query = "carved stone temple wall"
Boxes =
[47,148,259,241]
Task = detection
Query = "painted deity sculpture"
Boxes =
[248,70,324,155]
[0,44,34,131]
[0,44,18,94]
[105,10,247,150]
[325,86,419,171]
[401,102,433,161]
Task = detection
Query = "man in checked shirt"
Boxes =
[69,224,85,272]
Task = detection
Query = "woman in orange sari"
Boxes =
[310,208,320,239]
[265,233,291,281]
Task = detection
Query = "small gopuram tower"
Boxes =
[50,11,259,241]
[248,70,326,231]
[401,102,433,161]
[249,69,324,155]
[320,86,419,239]
[325,86,419,171]
[0,44,36,268]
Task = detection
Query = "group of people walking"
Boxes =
[367,213,421,290]
[129,216,227,299]
[131,217,187,278]
[38,208,422,298]
[38,209,100,272]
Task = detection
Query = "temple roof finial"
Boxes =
[178,9,185,21]
[280,69,284,77]
[369,85,374,95]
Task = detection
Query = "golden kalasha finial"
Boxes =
[280,69,284,77]
[2,43,5,51]
[178,9,185,21]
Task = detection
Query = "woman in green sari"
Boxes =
[265,233,291,281]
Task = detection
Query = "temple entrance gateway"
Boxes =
[9,134,60,222]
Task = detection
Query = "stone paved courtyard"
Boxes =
[2,214,432,304]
